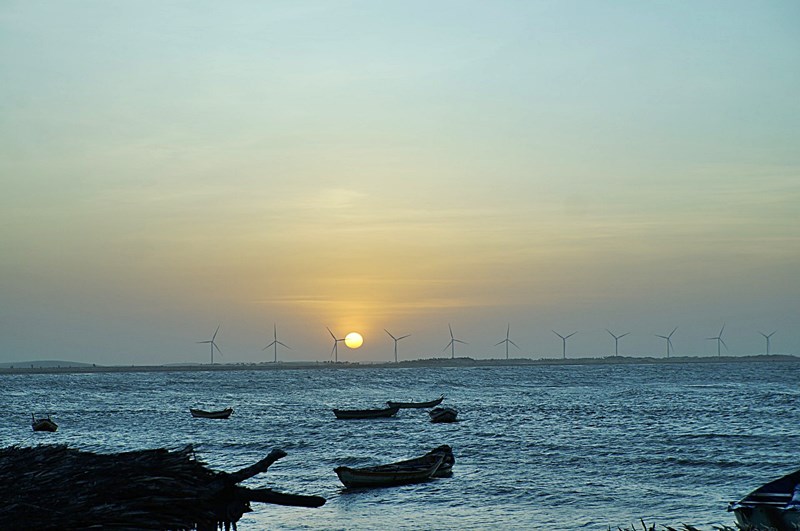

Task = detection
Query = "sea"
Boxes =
[3,360,800,530]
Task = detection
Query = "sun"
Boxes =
[344,332,363,349]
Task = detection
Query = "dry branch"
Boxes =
[0,445,325,531]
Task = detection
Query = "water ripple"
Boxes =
[4,361,800,529]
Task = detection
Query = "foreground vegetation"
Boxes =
[612,521,740,531]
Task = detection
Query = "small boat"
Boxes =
[335,445,454,488]
[386,394,445,409]
[31,414,58,432]
[190,407,233,419]
[332,405,399,419]
[729,467,800,529]
[429,406,458,423]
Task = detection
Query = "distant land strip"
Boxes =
[0,354,797,375]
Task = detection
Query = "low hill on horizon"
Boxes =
[0,360,96,369]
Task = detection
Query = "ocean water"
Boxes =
[3,361,800,530]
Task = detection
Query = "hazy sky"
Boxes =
[1,1,798,365]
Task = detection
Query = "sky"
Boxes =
[1,1,798,365]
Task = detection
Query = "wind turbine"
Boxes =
[443,324,467,359]
[606,329,630,356]
[197,325,222,364]
[552,330,577,359]
[384,329,410,363]
[706,323,728,357]
[655,326,677,358]
[327,327,345,363]
[262,323,290,363]
[759,330,777,355]
[494,324,519,360]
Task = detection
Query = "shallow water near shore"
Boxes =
[3,361,800,530]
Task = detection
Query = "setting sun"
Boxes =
[344,332,363,349]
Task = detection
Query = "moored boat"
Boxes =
[729,467,800,530]
[386,394,445,409]
[190,407,233,419]
[332,405,399,419]
[31,414,58,432]
[335,445,454,488]
[429,406,458,423]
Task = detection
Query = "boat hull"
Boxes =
[332,406,399,419]
[335,445,454,488]
[386,395,445,409]
[729,466,800,530]
[731,504,800,530]
[32,419,58,432]
[429,407,458,423]
[190,408,233,419]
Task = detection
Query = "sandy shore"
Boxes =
[0,354,796,376]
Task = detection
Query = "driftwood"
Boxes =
[0,445,325,531]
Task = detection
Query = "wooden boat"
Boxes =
[335,445,454,488]
[31,414,58,432]
[429,406,458,423]
[729,467,800,529]
[386,394,444,409]
[190,407,233,419]
[332,405,399,419]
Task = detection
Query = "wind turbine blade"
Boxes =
[443,341,452,352]
[384,329,396,340]
[606,329,614,337]
[655,335,667,340]
[619,333,630,338]
[720,338,729,350]
[719,323,725,336]
[552,330,564,339]
[213,325,220,341]
[566,332,577,339]
[197,340,211,344]
[494,340,505,347]
[509,340,520,349]
[454,339,467,345]
[327,327,336,340]
[449,324,454,339]
[506,324,510,338]
[669,326,678,337]
[397,334,410,340]
[277,341,290,349]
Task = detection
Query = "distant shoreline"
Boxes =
[0,354,796,376]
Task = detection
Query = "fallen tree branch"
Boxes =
[0,445,325,531]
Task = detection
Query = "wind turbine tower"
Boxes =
[443,324,467,359]
[759,330,777,355]
[197,325,222,365]
[606,329,630,356]
[327,327,345,363]
[706,324,728,357]
[495,324,519,360]
[263,323,290,363]
[552,330,577,359]
[655,327,677,358]
[384,329,410,363]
